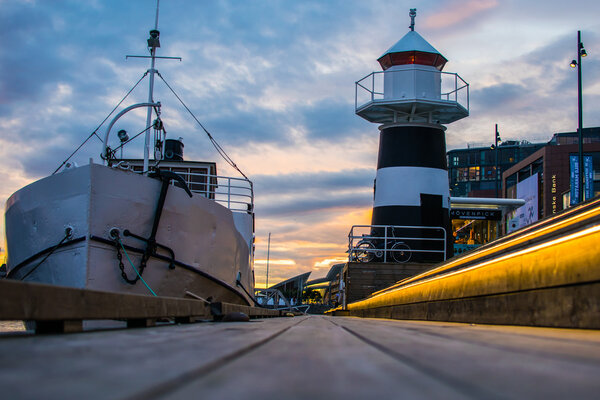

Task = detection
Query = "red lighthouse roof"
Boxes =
[377,30,448,71]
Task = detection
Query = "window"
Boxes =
[468,152,478,165]
[481,166,497,181]
[468,166,480,181]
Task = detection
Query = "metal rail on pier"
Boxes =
[348,224,446,263]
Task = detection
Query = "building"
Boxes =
[448,140,545,198]
[446,127,600,246]
[503,127,600,231]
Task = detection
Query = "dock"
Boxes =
[3,197,600,398]
[1,315,599,399]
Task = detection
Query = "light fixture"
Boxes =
[570,60,578,68]
[117,129,129,143]
[581,49,587,57]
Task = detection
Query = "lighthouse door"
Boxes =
[420,193,443,226]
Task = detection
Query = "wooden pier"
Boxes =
[1,314,600,399]
[0,280,281,333]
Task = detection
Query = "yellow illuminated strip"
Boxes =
[348,224,600,310]
[371,200,600,296]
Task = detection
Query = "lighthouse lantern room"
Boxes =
[350,9,469,264]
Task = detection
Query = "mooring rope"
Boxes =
[117,237,157,297]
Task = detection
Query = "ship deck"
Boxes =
[2,314,600,399]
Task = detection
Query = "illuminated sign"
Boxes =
[551,174,557,214]
[570,155,594,204]
[450,209,501,220]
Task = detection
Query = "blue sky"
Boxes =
[1,0,600,285]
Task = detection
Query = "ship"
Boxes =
[3,4,256,307]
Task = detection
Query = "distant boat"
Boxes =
[4,4,256,306]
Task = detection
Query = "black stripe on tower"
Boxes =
[377,125,447,169]
[371,125,453,261]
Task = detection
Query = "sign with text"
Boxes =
[508,173,538,233]
[570,155,594,204]
[450,209,502,220]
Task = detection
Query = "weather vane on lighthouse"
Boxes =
[409,8,416,31]
[351,9,470,264]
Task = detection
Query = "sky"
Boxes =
[1,0,600,287]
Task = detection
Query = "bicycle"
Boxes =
[390,241,411,263]
[351,239,381,263]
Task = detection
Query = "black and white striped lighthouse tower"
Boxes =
[355,9,469,262]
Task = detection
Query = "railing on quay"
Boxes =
[355,68,469,112]
[348,224,446,263]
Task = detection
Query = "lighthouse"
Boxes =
[354,9,469,263]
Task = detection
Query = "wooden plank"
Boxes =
[35,320,84,334]
[158,315,467,400]
[1,315,599,399]
[0,280,212,321]
[210,302,281,319]
[333,317,600,399]
[0,315,305,400]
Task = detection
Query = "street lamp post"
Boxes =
[494,124,501,198]
[265,232,271,288]
[571,30,587,203]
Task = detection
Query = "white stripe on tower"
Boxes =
[374,167,449,208]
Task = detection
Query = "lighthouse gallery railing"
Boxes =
[355,68,469,112]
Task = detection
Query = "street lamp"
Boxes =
[570,30,587,203]
[490,124,501,197]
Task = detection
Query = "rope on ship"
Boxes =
[116,236,157,296]
[8,228,82,281]
[52,71,149,175]
[156,71,249,180]
[89,235,252,306]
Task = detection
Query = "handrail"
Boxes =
[125,166,254,213]
[348,224,446,263]
[355,68,469,113]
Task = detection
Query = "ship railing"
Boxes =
[355,68,469,112]
[348,224,446,263]
[182,171,254,214]
[126,164,254,214]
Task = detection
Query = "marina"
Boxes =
[1,2,600,399]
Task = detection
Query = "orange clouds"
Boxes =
[423,0,499,30]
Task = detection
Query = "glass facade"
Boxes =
[452,219,498,255]
[448,142,545,198]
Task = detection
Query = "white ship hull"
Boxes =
[5,163,255,305]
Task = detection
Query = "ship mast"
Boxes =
[143,0,161,173]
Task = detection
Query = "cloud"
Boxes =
[422,0,499,31]
[3,0,600,287]
[253,168,374,195]
[257,192,371,217]
[470,83,526,111]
